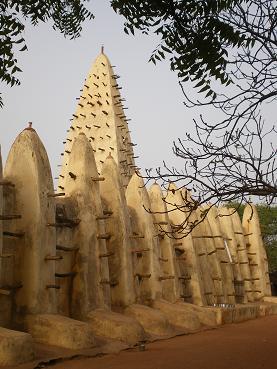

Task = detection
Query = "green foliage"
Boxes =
[112,0,252,100]
[0,0,94,107]
[256,205,277,273]
[228,203,277,272]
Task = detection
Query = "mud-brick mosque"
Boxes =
[0,49,276,366]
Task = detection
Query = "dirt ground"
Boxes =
[50,315,277,369]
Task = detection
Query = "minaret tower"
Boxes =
[58,48,137,190]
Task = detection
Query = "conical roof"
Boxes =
[58,49,138,190]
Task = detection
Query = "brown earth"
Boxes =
[50,315,277,369]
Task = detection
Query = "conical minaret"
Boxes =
[58,48,138,190]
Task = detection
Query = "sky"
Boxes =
[0,0,196,181]
[1,1,275,193]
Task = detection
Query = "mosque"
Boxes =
[0,50,275,366]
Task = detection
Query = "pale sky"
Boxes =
[1,0,195,181]
[0,1,275,188]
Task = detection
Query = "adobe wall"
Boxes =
[0,50,272,365]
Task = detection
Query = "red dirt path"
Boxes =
[52,316,277,369]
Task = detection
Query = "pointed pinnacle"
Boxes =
[24,121,35,131]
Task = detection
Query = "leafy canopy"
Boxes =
[112,0,252,99]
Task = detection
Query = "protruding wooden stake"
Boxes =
[103,209,113,215]
[159,275,175,281]
[179,276,191,280]
[56,245,79,252]
[91,176,105,181]
[3,231,24,238]
[55,272,76,278]
[68,171,77,180]
[180,294,192,299]
[0,254,14,258]
[131,248,150,254]
[48,219,80,228]
[45,255,63,261]
[134,274,151,279]
[99,252,115,258]
[0,181,14,187]
[96,215,112,220]
[46,285,60,289]
[159,257,168,262]
[154,221,168,226]
[0,215,21,220]
[48,192,65,197]
[0,289,11,296]
[100,280,118,287]
[97,234,111,240]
